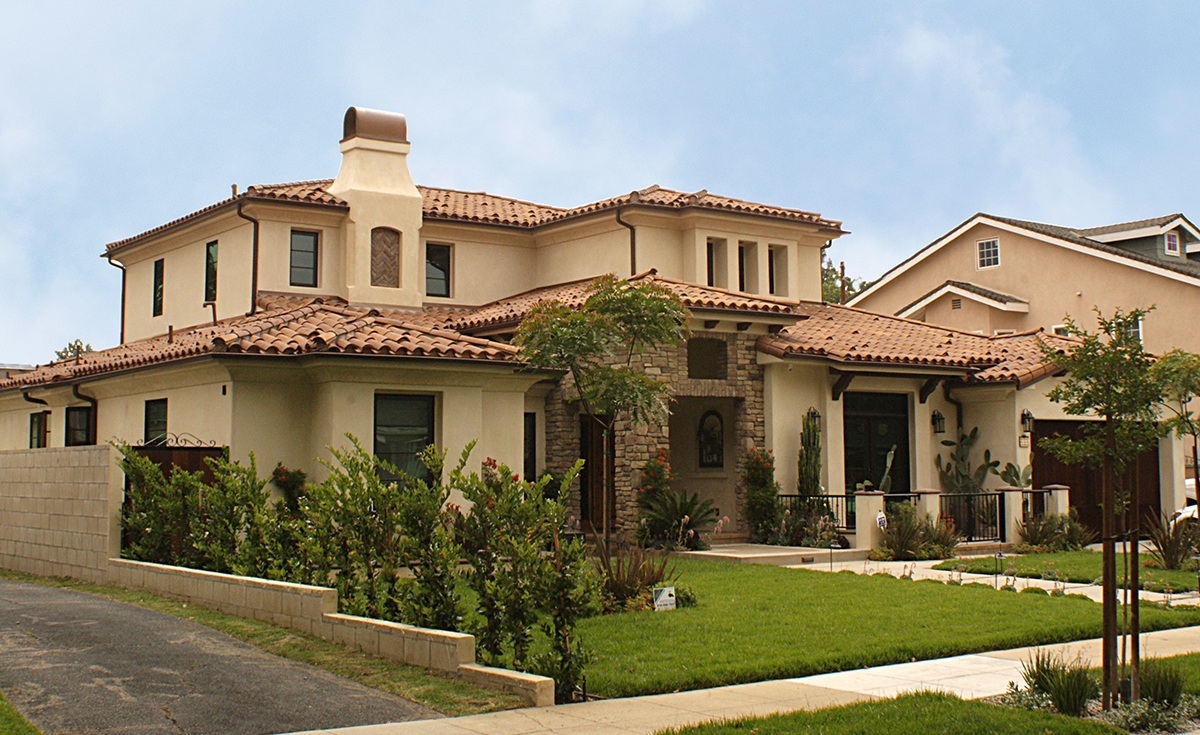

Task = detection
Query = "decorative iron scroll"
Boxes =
[139,432,220,449]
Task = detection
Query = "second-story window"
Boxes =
[152,258,164,317]
[144,398,168,444]
[977,239,1000,269]
[290,230,319,287]
[1166,232,1181,256]
[426,243,451,298]
[204,241,218,302]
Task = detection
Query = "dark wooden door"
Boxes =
[1031,420,1160,534]
[134,446,227,485]
[843,392,911,495]
[579,416,614,533]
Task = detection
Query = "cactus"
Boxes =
[936,427,1000,493]
[797,410,822,497]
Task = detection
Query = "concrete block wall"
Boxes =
[109,559,553,706]
[0,446,122,583]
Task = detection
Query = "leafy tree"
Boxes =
[55,339,92,361]
[1039,307,1165,707]
[821,254,872,303]
[515,274,689,537]
[1151,349,1200,503]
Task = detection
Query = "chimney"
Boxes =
[328,107,424,307]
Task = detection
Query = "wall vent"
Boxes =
[951,298,962,310]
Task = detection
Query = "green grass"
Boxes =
[0,569,523,717]
[0,690,40,735]
[933,550,1199,593]
[578,557,1200,698]
[659,692,1123,735]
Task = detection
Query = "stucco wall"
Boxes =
[0,446,123,583]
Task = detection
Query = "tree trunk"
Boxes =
[1102,418,1118,710]
[1131,461,1141,701]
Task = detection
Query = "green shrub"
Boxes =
[675,584,698,608]
[593,539,677,613]
[638,488,719,550]
[1141,657,1186,707]
[1148,512,1199,571]
[879,503,926,561]
[920,515,961,559]
[741,448,780,543]
[1021,649,1060,695]
[269,462,308,513]
[1017,510,1097,553]
[1020,586,1049,596]
[1098,698,1182,732]
[1021,651,1097,717]
[118,444,204,567]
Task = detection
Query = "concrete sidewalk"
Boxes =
[282,626,1200,735]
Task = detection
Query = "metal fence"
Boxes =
[778,494,856,531]
[939,492,1004,542]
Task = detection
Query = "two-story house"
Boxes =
[1,108,1185,539]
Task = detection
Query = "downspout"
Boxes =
[72,384,98,445]
[106,256,127,344]
[236,200,260,316]
[942,383,964,433]
[22,392,48,406]
[615,207,636,276]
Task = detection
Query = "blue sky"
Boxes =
[2,1,1197,364]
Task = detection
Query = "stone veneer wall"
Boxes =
[0,446,123,583]
[544,331,765,537]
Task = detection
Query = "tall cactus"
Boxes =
[797,410,822,497]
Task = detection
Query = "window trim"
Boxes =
[144,398,168,444]
[152,258,164,317]
[425,242,452,298]
[976,238,1000,270]
[1165,232,1181,257]
[1052,324,1070,337]
[204,240,218,302]
[29,411,50,449]
[289,230,320,288]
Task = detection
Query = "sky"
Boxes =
[2,1,1198,365]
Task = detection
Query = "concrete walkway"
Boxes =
[283,627,1200,735]
[0,579,438,735]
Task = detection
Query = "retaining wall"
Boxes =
[0,446,552,706]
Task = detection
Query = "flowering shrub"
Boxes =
[742,448,781,542]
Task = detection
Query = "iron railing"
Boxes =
[777,494,856,531]
[939,492,1004,542]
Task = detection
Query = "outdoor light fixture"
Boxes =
[806,407,821,423]
[931,410,946,434]
[1021,410,1035,434]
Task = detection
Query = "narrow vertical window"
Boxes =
[698,411,724,468]
[152,258,164,317]
[426,243,451,298]
[523,412,537,481]
[1165,232,1181,256]
[768,247,776,295]
[144,399,168,444]
[65,406,94,446]
[290,230,319,287]
[738,245,746,291]
[374,394,436,481]
[204,241,218,302]
[706,240,715,287]
[29,411,49,449]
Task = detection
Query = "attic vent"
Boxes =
[951,298,962,310]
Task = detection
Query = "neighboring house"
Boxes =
[848,212,1200,355]
[0,109,1185,540]
[0,366,33,380]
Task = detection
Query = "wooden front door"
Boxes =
[843,392,911,495]
[579,415,614,533]
[1031,419,1160,534]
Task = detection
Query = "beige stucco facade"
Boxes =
[851,219,1200,356]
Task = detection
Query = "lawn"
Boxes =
[933,550,1199,593]
[0,690,39,735]
[659,692,1123,735]
[578,557,1200,698]
[0,569,523,717]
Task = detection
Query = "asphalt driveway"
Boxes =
[0,579,440,735]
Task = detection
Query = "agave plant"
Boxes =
[936,427,1000,493]
[1148,511,1199,570]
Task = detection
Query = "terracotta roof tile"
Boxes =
[758,302,1071,387]
[448,271,799,333]
[1,297,518,393]
[106,181,843,253]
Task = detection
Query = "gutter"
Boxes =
[22,391,48,406]
[105,257,127,344]
[236,201,261,316]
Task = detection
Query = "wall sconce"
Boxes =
[1021,410,1035,434]
[931,410,946,434]
[806,407,821,423]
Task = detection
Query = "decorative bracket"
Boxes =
[831,372,855,401]
[919,377,942,404]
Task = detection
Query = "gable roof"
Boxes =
[849,212,1200,308]
[447,270,800,333]
[105,182,844,255]
[757,302,1073,388]
[1,297,520,393]
[896,279,1028,318]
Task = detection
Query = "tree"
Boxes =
[515,274,690,539]
[1151,349,1200,505]
[1040,307,1165,708]
[55,339,92,361]
[821,254,872,304]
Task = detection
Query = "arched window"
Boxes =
[698,410,724,468]
[371,227,400,287]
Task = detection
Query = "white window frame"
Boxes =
[1052,324,1070,337]
[1165,232,1181,256]
[976,238,1000,269]
[992,329,1016,336]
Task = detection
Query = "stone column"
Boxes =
[854,492,886,550]
[1043,484,1070,516]
[999,487,1024,544]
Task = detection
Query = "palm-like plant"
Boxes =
[1148,512,1199,570]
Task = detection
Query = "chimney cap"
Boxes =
[342,107,408,144]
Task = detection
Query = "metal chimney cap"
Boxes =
[342,107,408,144]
